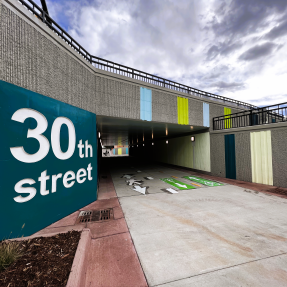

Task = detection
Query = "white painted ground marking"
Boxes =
[166,188,178,194]
[126,179,143,186]
[133,185,146,194]
[147,177,154,180]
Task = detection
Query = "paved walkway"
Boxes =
[29,158,287,286]
[111,159,287,286]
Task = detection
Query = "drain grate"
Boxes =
[75,209,114,224]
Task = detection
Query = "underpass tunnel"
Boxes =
[97,115,210,175]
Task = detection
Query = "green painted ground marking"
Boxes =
[183,176,224,187]
[160,178,196,190]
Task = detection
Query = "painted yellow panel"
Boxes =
[250,131,273,185]
[118,148,122,155]
[177,97,189,125]
[224,107,232,129]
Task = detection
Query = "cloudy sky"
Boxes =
[36,0,287,107]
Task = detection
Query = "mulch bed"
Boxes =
[0,230,81,287]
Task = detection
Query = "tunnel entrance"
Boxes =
[97,115,211,180]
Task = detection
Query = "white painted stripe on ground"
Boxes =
[166,188,178,194]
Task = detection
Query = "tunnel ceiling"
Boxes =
[97,116,208,147]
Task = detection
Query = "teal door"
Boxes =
[225,134,236,179]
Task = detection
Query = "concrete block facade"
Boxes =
[211,123,287,188]
[210,134,226,177]
[0,0,249,129]
[271,128,287,188]
[235,133,252,182]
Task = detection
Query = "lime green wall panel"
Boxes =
[250,131,273,185]
[224,107,232,129]
[177,97,189,125]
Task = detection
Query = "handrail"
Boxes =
[16,0,257,109]
[213,102,287,130]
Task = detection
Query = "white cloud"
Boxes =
[45,0,287,107]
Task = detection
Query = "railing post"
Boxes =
[250,110,253,126]
[42,10,46,23]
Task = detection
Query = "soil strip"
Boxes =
[0,230,81,287]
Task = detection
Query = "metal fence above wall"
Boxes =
[16,0,257,109]
[213,102,287,130]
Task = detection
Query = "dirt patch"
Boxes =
[0,230,81,287]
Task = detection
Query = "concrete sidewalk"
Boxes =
[112,162,287,287]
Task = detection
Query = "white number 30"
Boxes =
[10,108,76,163]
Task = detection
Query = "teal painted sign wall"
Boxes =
[0,80,97,239]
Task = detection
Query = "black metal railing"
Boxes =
[16,0,257,109]
[213,102,287,130]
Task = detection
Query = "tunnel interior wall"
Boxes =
[210,123,287,188]
[132,132,211,173]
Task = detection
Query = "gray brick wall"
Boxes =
[210,134,225,177]
[271,128,287,188]
[235,132,252,182]
[209,104,224,131]
[189,98,203,126]
[152,89,177,124]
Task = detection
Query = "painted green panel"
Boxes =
[177,97,189,125]
[160,178,196,190]
[250,131,273,185]
[183,176,223,186]
[225,134,236,179]
[0,80,98,239]
[224,107,232,129]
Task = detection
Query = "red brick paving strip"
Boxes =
[84,172,148,287]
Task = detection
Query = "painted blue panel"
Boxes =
[0,80,97,239]
[203,103,210,127]
[113,149,115,155]
[126,148,128,154]
[140,87,152,121]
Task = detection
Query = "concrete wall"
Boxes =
[210,122,287,188]
[136,132,211,172]
[0,0,249,128]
